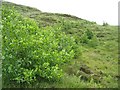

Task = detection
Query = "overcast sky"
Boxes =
[4,0,119,25]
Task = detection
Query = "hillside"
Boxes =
[2,1,119,88]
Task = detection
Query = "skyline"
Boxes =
[4,0,119,25]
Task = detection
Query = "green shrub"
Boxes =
[80,29,98,48]
[2,5,76,84]
[86,29,93,39]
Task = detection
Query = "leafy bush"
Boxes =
[2,6,76,84]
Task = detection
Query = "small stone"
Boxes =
[79,64,93,74]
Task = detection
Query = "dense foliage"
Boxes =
[2,2,118,88]
[2,5,76,83]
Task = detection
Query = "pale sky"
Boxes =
[4,0,119,25]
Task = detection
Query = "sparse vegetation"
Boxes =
[1,1,118,88]
[103,22,109,26]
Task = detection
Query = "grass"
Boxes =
[2,1,119,88]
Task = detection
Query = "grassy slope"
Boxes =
[2,2,118,88]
